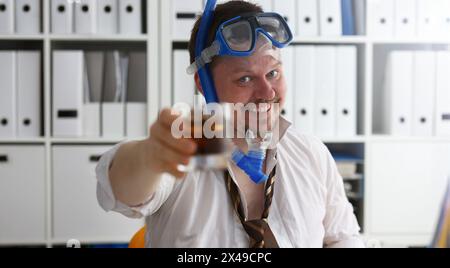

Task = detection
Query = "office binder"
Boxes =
[172,0,202,40]
[51,0,73,34]
[173,49,196,106]
[318,0,343,36]
[97,0,118,34]
[435,51,450,136]
[336,46,357,137]
[74,0,97,34]
[367,0,394,37]
[17,51,41,137]
[273,0,297,36]
[341,0,355,35]
[314,46,336,137]
[83,51,104,137]
[102,51,125,138]
[126,51,147,138]
[294,46,315,135]
[437,0,450,37]
[417,0,440,37]
[0,51,16,138]
[394,0,416,37]
[412,51,435,137]
[119,0,142,34]
[353,0,366,35]
[0,0,14,34]
[15,0,40,34]
[382,51,413,135]
[297,0,319,37]
[280,46,294,122]
[53,51,84,137]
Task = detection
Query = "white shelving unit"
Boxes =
[1,0,450,248]
[0,0,160,247]
[159,1,450,247]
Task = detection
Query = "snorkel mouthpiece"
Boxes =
[232,130,273,184]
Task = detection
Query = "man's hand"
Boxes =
[144,108,197,178]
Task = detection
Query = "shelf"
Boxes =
[292,36,367,44]
[50,138,126,144]
[0,34,45,41]
[321,136,367,143]
[49,35,149,42]
[371,38,450,45]
[0,138,46,144]
[368,135,450,143]
[172,36,367,44]
[50,136,147,144]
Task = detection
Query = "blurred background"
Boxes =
[0,0,449,248]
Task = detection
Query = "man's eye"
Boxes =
[239,76,252,83]
[267,70,279,78]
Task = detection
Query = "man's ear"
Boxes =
[194,73,204,95]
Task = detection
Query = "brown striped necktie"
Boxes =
[225,166,279,248]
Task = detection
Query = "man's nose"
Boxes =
[254,78,276,101]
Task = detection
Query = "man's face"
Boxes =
[211,52,286,108]
[204,47,287,135]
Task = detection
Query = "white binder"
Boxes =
[417,0,440,37]
[51,0,73,34]
[318,0,342,36]
[336,46,357,137]
[367,0,394,37]
[119,0,142,34]
[412,51,435,137]
[437,0,450,37]
[0,0,14,34]
[382,51,413,136]
[53,51,84,137]
[297,0,319,37]
[280,46,294,122]
[435,51,450,136]
[83,51,104,137]
[294,46,315,135]
[74,0,97,34]
[273,0,297,36]
[102,51,125,138]
[173,49,196,106]
[126,51,147,138]
[97,0,118,34]
[15,0,40,34]
[314,46,336,137]
[17,51,41,137]
[172,0,202,40]
[353,0,366,35]
[394,0,416,37]
[0,51,16,138]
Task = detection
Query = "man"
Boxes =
[96,0,364,248]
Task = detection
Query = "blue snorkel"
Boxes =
[195,0,219,103]
[192,0,280,184]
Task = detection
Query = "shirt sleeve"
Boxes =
[314,141,365,248]
[95,142,176,219]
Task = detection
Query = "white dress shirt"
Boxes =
[96,118,365,248]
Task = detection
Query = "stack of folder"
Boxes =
[51,0,142,34]
[171,0,365,40]
[0,0,41,34]
[380,50,450,136]
[367,0,450,37]
[52,50,147,138]
[0,51,41,138]
[293,45,358,138]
